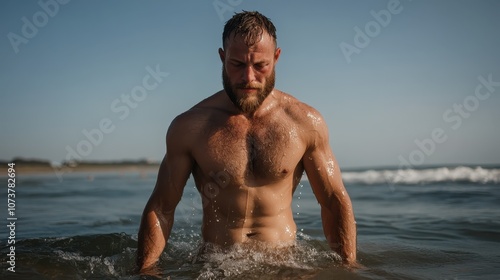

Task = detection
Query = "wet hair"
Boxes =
[222,11,277,49]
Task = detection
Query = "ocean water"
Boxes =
[1,165,500,279]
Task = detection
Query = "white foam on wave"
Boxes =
[340,166,500,185]
[54,250,119,277]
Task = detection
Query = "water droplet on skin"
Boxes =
[307,112,321,126]
[326,159,335,177]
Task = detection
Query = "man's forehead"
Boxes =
[225,33,276,55]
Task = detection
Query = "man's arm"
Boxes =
[301,110,357,266]
[136,116,193,274]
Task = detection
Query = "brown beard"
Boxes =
[222,66,275,114]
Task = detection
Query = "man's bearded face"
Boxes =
[222,65,276,114]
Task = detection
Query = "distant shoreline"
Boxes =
[6,164,160,176]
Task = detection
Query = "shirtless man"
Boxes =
[137,11,357,273]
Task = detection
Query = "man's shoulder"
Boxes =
[278,91,325,128]
[168,91,226,133]
[277,91,330,148]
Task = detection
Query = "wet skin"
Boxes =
[192,90,307,246]
[137,33,357,273]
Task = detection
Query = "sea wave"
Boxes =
[340,166,500,185]
[1,232,344,279]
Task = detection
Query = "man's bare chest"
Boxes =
[193,117,305,184]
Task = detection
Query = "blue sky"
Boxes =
[1,0,499,169]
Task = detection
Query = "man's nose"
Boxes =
[242,66,256,84]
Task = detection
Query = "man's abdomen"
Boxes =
[202,213,297,246]
[200,183,297,246]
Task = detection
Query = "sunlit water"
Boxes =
[1,166,500,279]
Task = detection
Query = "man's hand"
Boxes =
[137,262,163,278]
[136,207,170,275]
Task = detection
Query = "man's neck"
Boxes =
[242,90,279,119]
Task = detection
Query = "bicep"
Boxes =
[147,124,194,213]
[302,120,347,209]
[150,156,191,210]
[303,144,345,208]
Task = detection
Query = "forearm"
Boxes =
[136,209,174,272]
[321,203,357,264]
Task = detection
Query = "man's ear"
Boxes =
[274,47,281,63]
[218,48,225,63]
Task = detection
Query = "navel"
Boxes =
[246,231,258,237]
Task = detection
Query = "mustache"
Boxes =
[236,83,262,89]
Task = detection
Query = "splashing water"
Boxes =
[1,232,342,279]
[193,240,342,279]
